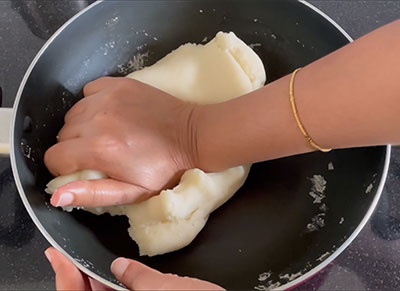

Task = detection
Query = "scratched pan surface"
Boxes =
[11,0,390,289]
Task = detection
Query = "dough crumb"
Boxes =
[306,213,326,233]
[365,183,373,194]
[328,161,334,171]
[249,43,262,49]
[319,203,328,212]
[308,175,327,203]
[317,251,331,262]
[117,51,149,75]
[258,271,271,282]
[279,271,302,281]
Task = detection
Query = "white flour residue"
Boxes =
[306,213,326,232]
[74,256,95,269]
[20,141,32,159]
[319,203,328,212]
[254,282,281,291]
[249,43,262,49]
[83,59,90,67]
[296,39,305,48]
[255,270,303,290]
[308,175,327,203]
[328,162,334,171]
[117,51,149,75]
[201,36,209,43]
[271,34,277,40]
[140,29,159,41]
[365,183,373,194]
[100,40,116,56]
[339,217,345,224]
[317,251,331,262]
[65,62,91,91]
[136,44,147,51]
[105,16,119,27]
[279,271,302,281]
[306,175,328,232]
[258,271,271,282]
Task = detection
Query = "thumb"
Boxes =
[45,247,91,290]
[50,179,152,208]
[110,258,224,291]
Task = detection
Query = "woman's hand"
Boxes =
[45,247,223,290]
[45,77,198,208]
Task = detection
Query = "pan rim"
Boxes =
[9,0,391,290]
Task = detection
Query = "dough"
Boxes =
[46,32,266,256]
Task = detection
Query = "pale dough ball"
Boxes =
[46,31,266,256]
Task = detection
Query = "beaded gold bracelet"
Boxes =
[289,68,332,152]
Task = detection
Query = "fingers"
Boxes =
[57,123,81,142]
[64,92,107,124]
[50,179,151,208]
[111,258,223,291]
[68,76,136,124]
[88,278,114,291]
[44,138,100,176]
[63,97,90,124]
[83,77,125,96]
[45,247,91,291]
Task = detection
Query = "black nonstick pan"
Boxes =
[0,0,390,290]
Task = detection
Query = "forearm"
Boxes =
[195,20,400,172]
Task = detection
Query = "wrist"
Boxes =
[173,102,202,172]
[191,103,229,173]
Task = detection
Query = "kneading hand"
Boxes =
[44,77,198,208]
[45,247,222,290]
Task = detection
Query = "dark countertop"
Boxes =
[0,1,400,290]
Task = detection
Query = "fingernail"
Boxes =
[55,192,74,207]
[44,249,52,264]
[111,258,130,278]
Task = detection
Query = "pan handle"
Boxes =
[0,87,12,157]
[0,108,12,156]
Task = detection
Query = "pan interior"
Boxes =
[12,1,387,289]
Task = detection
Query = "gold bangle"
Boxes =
[289,68,332,153]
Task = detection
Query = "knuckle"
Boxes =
[92,111,109,124]
[100,91,118,105]
[43,149,52,167]
[118,191,130,204]
[84,77,113,96]
[93,135,123,155]
[70,180,101,205]
[44,146,58,175]
[122,262,144,289]
[57,126,68,141]
[65,101,85,122]
[114,78,134,92]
